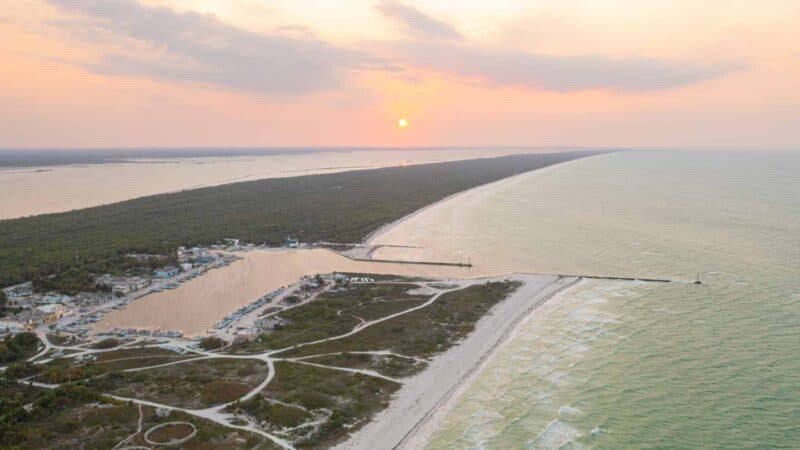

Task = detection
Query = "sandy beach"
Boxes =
[364,155,595,273]
[335,274,581,450]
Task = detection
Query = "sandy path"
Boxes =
[335,274,580,450]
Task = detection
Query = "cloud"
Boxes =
[382,40,744,92]
[46,0,743,95]
[372,2,741,92]
[46,0,380,95]
[376,0,461,40]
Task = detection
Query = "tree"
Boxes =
[0,289,6,315]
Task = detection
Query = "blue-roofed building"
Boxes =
[154,266,180,278]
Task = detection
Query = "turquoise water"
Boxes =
[423,151,800,449]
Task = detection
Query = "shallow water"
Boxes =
[0,148,523,220]
[372,150,800,449]
[96,249,471,336]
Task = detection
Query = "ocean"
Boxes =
[372,150,799,449]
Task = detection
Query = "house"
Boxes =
[234,328,258,341]
[36,304,65,324]
[194,256,214,265]
[333,273,349,282]
[154,266,180,278]
[112,284,132,295]
[36,304,65,315]
[40,293,73,305]
[255,316,288,331]
[284,236,299,248]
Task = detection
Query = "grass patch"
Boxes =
[284,281,521,359]
[31,347,195,383]
[147,422,195,442]
[198,336,226,351]
[87,358,265,409]
[0,380,273,449]
[306,352,426,379]
[233,283,430,353]
[45,333,73,346]
[231,396,312,431]
[263,361,399,447]
[200,379,251,405]
[90,338,122,349]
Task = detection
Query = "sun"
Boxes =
[397,118,409,129]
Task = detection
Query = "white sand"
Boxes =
[336,274,580,450]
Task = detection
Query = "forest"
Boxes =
[0,152,598,292]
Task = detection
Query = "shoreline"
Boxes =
[336,274,582,450]
[0,148,537,221]
[364,153,609,246]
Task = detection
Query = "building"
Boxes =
[40,293,73,305]
[36,304,65,315]
[154,266,180,278]
[194,255,214,265]
[112,284,133,295]
[109,277,150,295]
[334,273,349,282]
[234,328,259,341]
[284,236,299,248]
[36,304,65,324]
[255,316,288,331]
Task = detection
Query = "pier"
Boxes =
[349,257,473,268]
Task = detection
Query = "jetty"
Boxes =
[349,257,472,268]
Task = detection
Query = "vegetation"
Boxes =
[0,152,593,291]
[304,352,426,379]
[259,361,399,447]
[0,289,7,316]
[0,383,108,448]
[3,362,41,380]
[0,332,40,364]
[45,333,71,346]
[0,380,271,449]
[284,281,521,358]
[146,422,196,442]
[234,396,311,430]
[233,283,429,352]
[87,358,266,409]
[0,277,522,448]
[198,336,226,350]
[90,337,122,349]
[22,348,194,384]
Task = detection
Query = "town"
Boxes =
[0,242,245,339]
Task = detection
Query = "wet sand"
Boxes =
[94,249,475,337]
[336,274,580,450]
[366,158,588,274]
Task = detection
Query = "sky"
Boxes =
[2,0,799,149]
